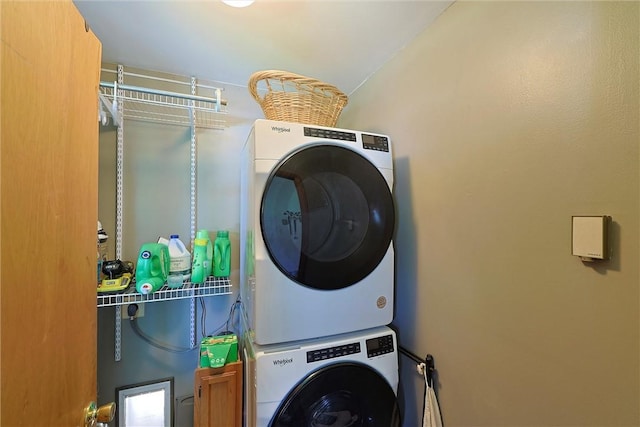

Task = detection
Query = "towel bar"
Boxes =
[398,347,435,387]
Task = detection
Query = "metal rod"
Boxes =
[100,68,225,91]
[99,81,228,106]
[398,345,424,364]
[399,347,436,387]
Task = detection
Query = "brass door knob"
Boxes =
[84,401,116,427]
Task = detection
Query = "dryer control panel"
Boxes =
[303,127,390,153]
[362,134,390,152]
[365,334,395,358]
[304,127,356,141]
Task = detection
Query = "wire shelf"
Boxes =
[97,277,232,307]
[99,82,227,129]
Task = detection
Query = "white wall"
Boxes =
[340,2,639,426]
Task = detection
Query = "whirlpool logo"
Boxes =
[271,126,291,133]
[272,357,293,367]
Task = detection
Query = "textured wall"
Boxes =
[341,2,639,426]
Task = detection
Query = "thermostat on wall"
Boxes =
[571,216,610,262]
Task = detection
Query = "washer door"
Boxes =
[261,144,394,290]
[269,362,401,427]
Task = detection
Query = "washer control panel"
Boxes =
[304,127,356,141]
[306,342,361,363]
[365,334,395,358]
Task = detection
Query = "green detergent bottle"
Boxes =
[196,229,213,278]
[135,243,169,294]
[213,230,231,277]
[191,238,209,284]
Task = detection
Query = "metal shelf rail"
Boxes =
[98,81,227,129]
[97,277,232,307]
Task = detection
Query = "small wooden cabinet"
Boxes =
[194,361,243,427]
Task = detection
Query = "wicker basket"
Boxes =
[248,70,348,127]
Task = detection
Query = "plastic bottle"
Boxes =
[214,230,231,277]
[135,243,170,294]
[97,221,108,285]
[196,229,214,278]
[191,238,209,284]
[164,234,191,288]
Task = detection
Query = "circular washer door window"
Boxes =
[261,144,395,290]
[269,362,401,427]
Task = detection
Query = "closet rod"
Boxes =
[99,81,228,106]
[100,68,224,91]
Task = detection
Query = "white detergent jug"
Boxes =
[159,234,191,288]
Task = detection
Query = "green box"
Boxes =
[199,334,238,368]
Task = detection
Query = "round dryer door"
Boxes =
[261,144,394,290]
[269,362,401,427]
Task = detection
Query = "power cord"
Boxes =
[204,294,243,337]
[127,303,139,317]
[126,294,243,353]
[126,304,195,354]
[199,297,207,337]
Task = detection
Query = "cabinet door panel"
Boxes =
[195,362,243,427]
[200,372,237,426]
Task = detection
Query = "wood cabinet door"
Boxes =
[195,362,243,427]
[0,1,102,425]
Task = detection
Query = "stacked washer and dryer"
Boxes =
[240,119,400,427]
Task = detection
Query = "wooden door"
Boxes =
[0,1,102,426]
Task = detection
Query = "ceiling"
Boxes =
[74,0,454,95]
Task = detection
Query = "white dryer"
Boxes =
[240,119,395,345]
[243,326,401,427]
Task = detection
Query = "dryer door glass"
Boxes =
[268,362,401,427]
[261,145,394,290]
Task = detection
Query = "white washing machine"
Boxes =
[240,119,396,345]
[243,325,401,427]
